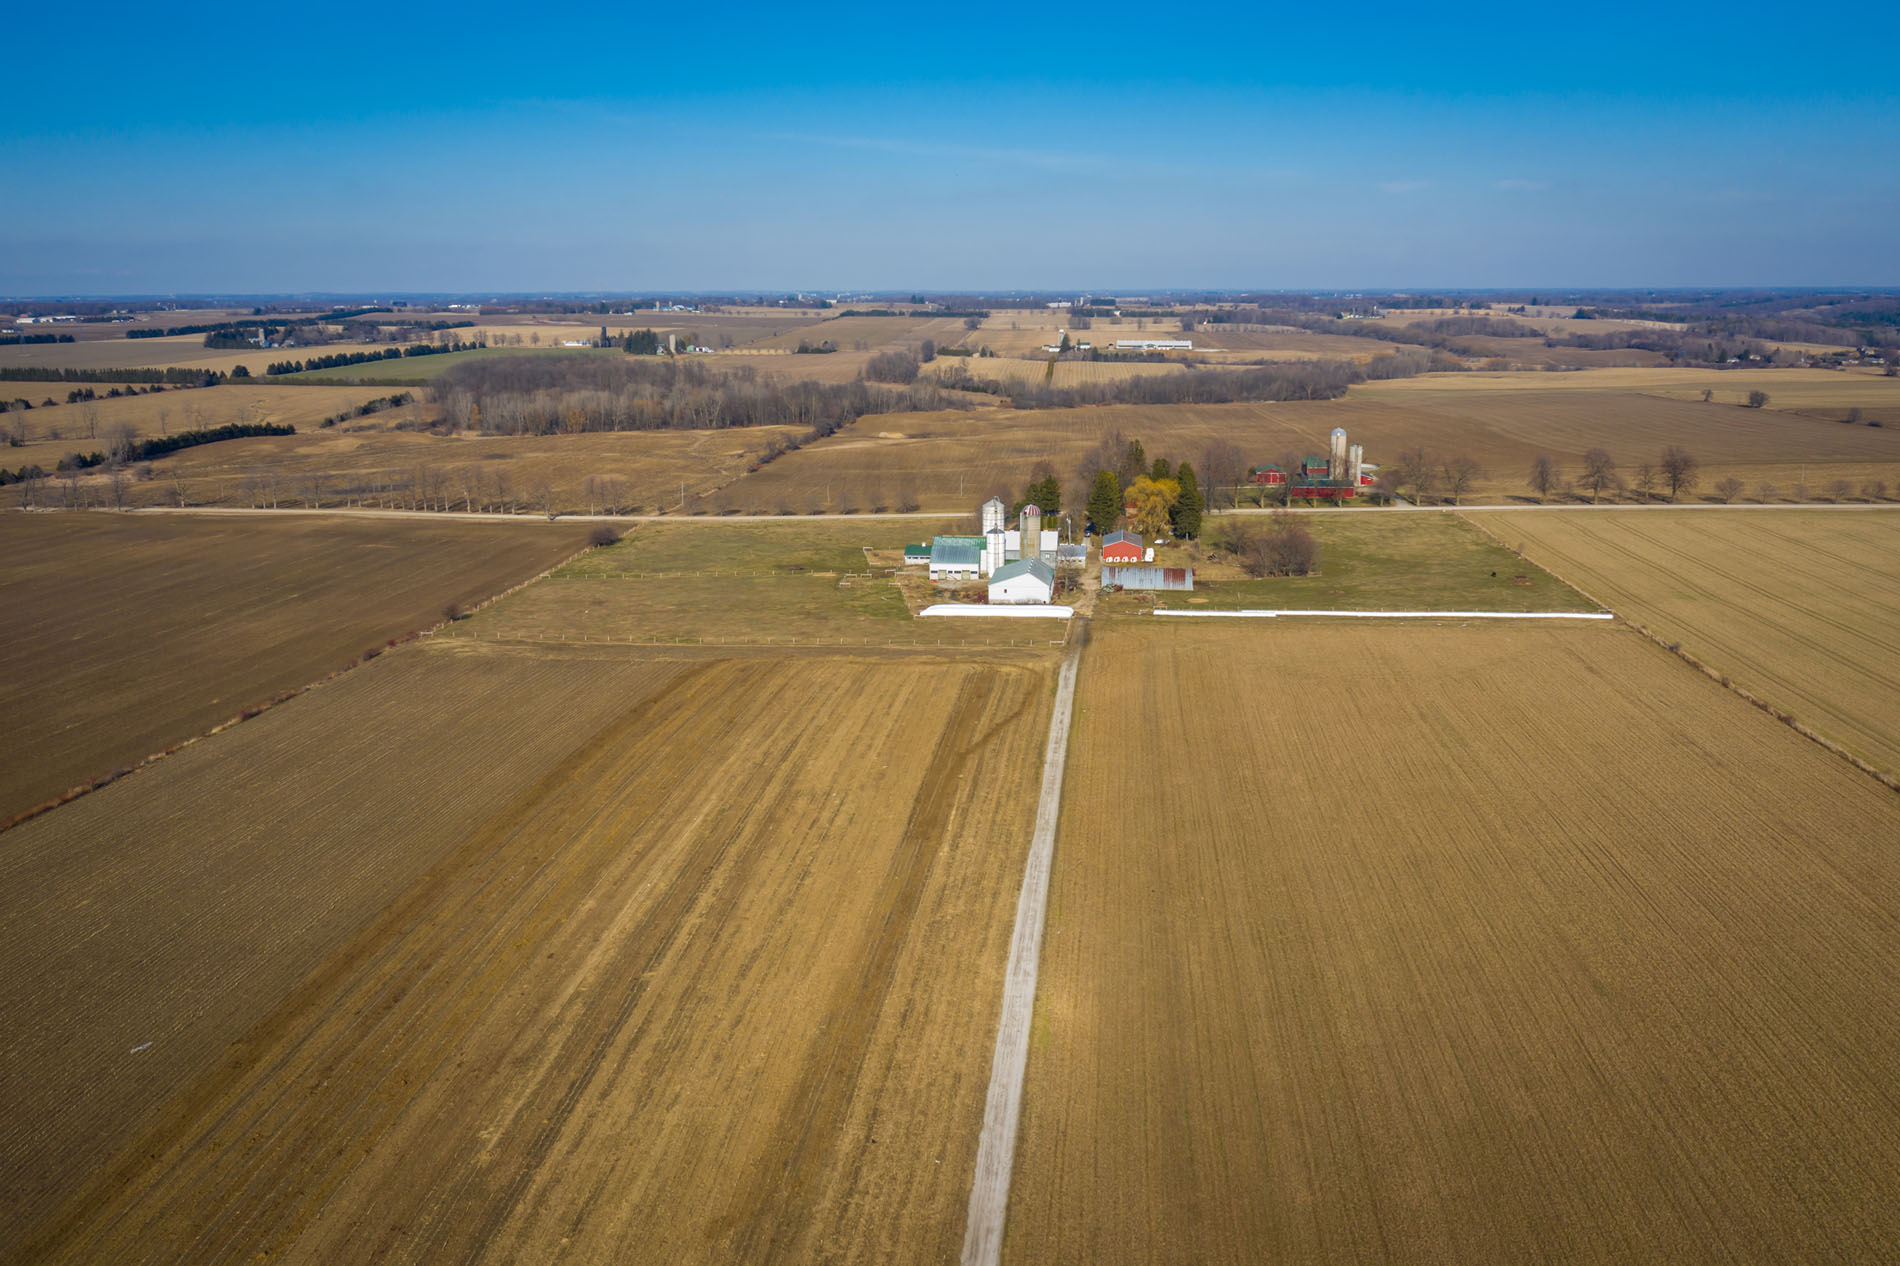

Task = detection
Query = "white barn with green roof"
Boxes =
[988,557,1055,604]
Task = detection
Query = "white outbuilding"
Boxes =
[988,557,1055,605]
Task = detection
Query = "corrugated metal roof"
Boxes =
[989,558,1054,586]
[1103,529,1141,547]
[1104,566,1194,591]
[930,539,981,566]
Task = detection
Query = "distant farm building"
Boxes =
[1101,529,1144,564]
[903,542,931,566]
[988,558,1055,604]
[1113,339,1192,351]
[1259,427,1374,499]
[1057,542,1088,567]
[1102,566,1194,592]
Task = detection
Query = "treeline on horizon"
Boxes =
[425,351,1438,439]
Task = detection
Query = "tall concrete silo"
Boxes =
[1329,428,1349,483]
[1020,504,1042,560]
[1349,444,1364,487]
[981,496,1007,534]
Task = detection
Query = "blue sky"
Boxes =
[4,2,1895,294]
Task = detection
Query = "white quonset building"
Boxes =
[988,558,1055,604]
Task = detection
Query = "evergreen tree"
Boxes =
[1150,457,1172,482]
[1086,469,1123,535]
[1172,461,1203,538]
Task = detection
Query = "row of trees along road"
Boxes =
[1526,447,1699,503]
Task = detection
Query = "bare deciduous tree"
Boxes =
[1756,481,1777,502]
[1527,454,1558,503]
[1660,446,1698,502]
[1714,476,1744,503]
[1441,455,1483,506]
[1826,478,1853,503]
[1746,390,1770,408]
[1198,440,1247,511]
[1579,448,1618,504]
[1634,463,1658,502]
[1860,480,1886,501]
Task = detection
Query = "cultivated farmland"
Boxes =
[1012,619,1900,1263]
[0,512,588,820]
[1472,508,1900,776]
[3,639,1052,1265]
[738,374,1900,511]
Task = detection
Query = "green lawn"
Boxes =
[1112,512,1599,614]
[273,346,622,385]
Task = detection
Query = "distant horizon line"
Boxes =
[6,285,1899,304]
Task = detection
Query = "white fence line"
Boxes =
[1153,609,1614,620]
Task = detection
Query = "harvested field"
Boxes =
[1012,619,1900,1263]
[1472,508,1900,775]
[0,512,587,820]
[14,413,798,515]
[740,380,1900,511]
[748,314,967,352]
[922,357,1187,388]
[273,345,623,384]
[3,639,1052,1265]
[0,334,323,375]
[4,382,416,455]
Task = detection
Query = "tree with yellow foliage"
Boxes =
[1127,475,1180,538]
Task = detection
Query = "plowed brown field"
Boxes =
[1472,508,1900,775]
[3,639,1053,1265]
[0,513,588,822]
[1011,620,1900,1263]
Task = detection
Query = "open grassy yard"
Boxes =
[1472,508,1900,776]
[0,512,588,821]
[3,638,1052,1265]
[456,518,1072,648]
[1114,511,1597,613]
[1012,618,1900,1264]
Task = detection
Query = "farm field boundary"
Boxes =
[0,513,592,826]
[1471,508,1900,787]
[1152,608,1612,620]
[963,624,1086,1266]
[1010,619,1900,1263]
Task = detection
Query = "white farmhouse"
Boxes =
[988,558,1054,604]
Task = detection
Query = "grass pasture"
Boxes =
[3,639,1051,1265]
[0,513,589,820]
[457,518,1071,648]
[1473,508,1900,776]
[1013,618,1900,1263]
[1121,512,1597,613]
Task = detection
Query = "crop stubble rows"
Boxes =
[1475,508,1900,775]
[6,640,1052,1265]
[0,513,589,821]
[1010,620,1900,1263]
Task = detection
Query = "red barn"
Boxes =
[1101,529,1144,564]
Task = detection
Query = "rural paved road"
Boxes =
[961,620,1087,1266]
[14,501,1897,527]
